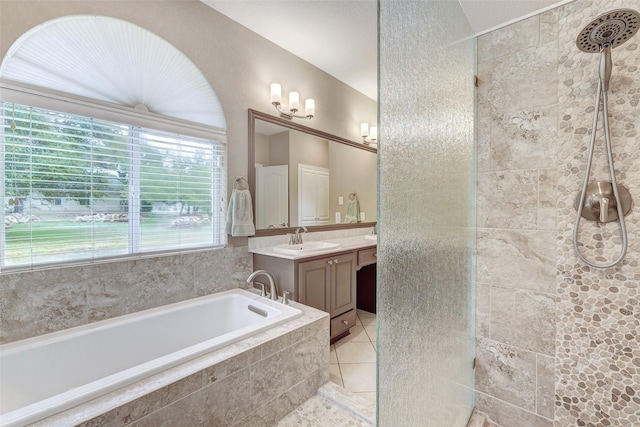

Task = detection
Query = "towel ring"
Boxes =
[234,176,249,190]
[348,192,358,201]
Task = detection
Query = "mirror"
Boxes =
[248,109,377,236]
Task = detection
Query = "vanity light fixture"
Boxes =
[360,122,377,145]
[270,83,314,120]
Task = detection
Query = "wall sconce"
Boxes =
[360,123,377,145]
[270,83,314,120]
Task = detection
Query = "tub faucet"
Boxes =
[291,226,308,245]
[246,270,278,301]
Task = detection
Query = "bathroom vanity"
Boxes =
[250,236,376,342]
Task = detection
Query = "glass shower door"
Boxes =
[378,0,476,425]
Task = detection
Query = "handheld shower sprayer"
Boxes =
[572,8,639,269]
[599,44,612,92]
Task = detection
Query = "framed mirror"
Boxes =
[248,109,377,236]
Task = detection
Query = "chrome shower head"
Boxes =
[576,8,640,53]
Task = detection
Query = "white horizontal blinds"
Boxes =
[3,103,130,266]
[136,129,226,252]
[1,102,226,269]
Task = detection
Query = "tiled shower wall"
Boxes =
[0,247,252,344]
[476,1,640,426]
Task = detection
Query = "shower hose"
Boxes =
[572,59,628,269]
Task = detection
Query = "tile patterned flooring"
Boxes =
[329,309,377,405]
[276,394,372,427]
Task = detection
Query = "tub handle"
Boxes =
[282,291,290,305]
[248,304,268,317]
[254,281,266,297]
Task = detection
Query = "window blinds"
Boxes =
[1,102,226,269]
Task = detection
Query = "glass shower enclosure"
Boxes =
[378,0,476,425]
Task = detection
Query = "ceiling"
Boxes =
[202,0,573,100]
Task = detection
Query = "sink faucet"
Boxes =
[290,226,308,245]
[246,270,278,300]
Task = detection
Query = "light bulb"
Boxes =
[289,91,300,112]
[270,83,282,104]
[305,99,315,117]
[361,123,369,137]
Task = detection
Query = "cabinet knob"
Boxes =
[334,259,338,263]
[342,320,349,325]
[328,260,333,265]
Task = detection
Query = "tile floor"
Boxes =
[277,393,372,427]
[329,309,377,405]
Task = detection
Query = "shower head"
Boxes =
[576,8,640,53]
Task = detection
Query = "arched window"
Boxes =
[1,16,227,270]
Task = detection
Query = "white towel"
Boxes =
[225,189,256,236]
[344,198,360,223]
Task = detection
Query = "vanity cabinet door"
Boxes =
[298,258,331,313]
[329,252,357,317]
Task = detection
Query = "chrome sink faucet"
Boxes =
[289,226,308,245]
[246,270,278,301]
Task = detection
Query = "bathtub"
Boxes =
[0,288,302,427]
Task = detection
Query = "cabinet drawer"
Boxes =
[358,247,377,266]
[331,309,357,338]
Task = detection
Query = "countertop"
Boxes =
[249,235,377,261]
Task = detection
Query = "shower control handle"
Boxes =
[600,197,609,223]
[574,181,632,223]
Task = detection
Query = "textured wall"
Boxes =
[0,247,253,344]
[379,1,476,425]
[556,1,640,426]
[476,1,640,426]
[475,7,559,426]
[0,0,376,344]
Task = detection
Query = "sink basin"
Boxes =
[364,234,377,241]
[272,241,340,255]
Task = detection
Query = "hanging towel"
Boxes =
[225,189,256,236]
[344,195,360,223]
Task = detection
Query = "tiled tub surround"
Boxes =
[0,246,252,344]
[1,289,303,426]
[476,0,640,426]
[23,297,329,427]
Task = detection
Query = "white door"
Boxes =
[256,165,288,229]
[298,164,329,226]
[315,172,330,224]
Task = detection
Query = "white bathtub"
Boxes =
[0,288,302,427]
